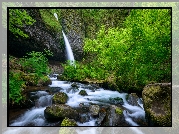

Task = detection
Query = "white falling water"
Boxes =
[53,12,75,65]
[54,13,58,21]
[62,30,75,65]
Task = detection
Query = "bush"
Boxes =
[9,49,53,104]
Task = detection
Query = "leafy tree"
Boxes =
[83,8,171,91]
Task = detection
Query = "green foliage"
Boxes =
[39,9,62,32]
[9,50,53,104]
[79,9,129,39]
[20,49,53,79]
[9,71,25,104]
[9,9,36,38]
[83,9,171,91]
[62,60,108,81]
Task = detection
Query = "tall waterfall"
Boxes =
[53,13,75,65]
[62,30,75,65]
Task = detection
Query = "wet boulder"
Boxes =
[95,107,107,126]
[109,97,124,105]
[71,82,79,88]
[44,104,78,121]
[60,117,78,126]
[142,83,171,126]
[79,90,88,96]
[52,92,68,104]
[126,93,142,108]
[89,105,100,116]
[101,105,126,126]
[79,113,90,123]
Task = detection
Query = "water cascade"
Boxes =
[62,30,75,65]
[54,13,75,65]
[9,75,146,127]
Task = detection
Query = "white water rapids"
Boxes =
[9,75,145,127]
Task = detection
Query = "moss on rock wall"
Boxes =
[142,83,171,126]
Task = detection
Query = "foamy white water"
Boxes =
[9,77,146,127]
[10,107,46,126]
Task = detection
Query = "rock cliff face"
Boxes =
[8,9,83,61]
[8,9,129,62]
[9,9,66,61]
[142,83,171,126]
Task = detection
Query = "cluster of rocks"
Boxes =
[43,82,149,126]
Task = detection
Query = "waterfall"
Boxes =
[54,13,75,65]
[62,30,75,65]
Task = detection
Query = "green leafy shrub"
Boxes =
[20,49,53,80]
[83,9,171,92]
[9,50,53,104]
[9,71,25,104]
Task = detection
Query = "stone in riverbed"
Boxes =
[71,82,79,88]
[52,92,68,104]
[60,117,78,126]
[44,104,78,121]
[100,105,126,126]
[109,97,124,105]
[142,83,171,126]
[79,90,88,96]
[127,93,142,108]
[89,105,100,116]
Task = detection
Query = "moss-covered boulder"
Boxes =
[37,76,52,86]
[44,104,78,121]
[60,117,78,126]
[52,92,68,104]
[142,83,171,126]
[79,90,88,96]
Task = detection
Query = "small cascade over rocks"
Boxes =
[9,74,147,127]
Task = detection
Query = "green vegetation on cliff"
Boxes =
[9,9,36,38]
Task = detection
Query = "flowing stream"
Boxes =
[10,75,146,127]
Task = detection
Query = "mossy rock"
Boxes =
[142,83,171,126]
[79,90,88,96]
[115,107,123,115]
[61,117,78,126]
[37,76,52,86]
[23,73,38,86]
[44,104,78,121]
[52,92,68,104]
